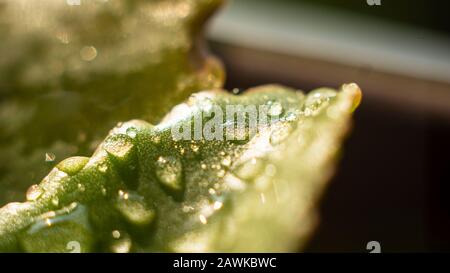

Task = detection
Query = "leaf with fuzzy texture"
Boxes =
[0,83,361,252]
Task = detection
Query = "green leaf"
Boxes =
[0,83,361,252]
[0,0,225,204]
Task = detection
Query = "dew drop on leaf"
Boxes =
[182,205,194,213]
[126,127,138,138]
[232,88,240,94]
[304,88,337,113]
[112,230,121,239]
[199,214,207,224]
[155,156,183,191]
[268,101,283,117]
[103,134,134,160]
[115,192,155,226]
[285,112,297,122]
[213,201,223,210]
[111,236,132,253]
[26,184,43,201]
[152,135,161,144]
[56,156,89,176]
[77,183,86,192]
[118,190,129,200]
[80,46,97,62]
[98,163,108,173]
[190,144,199,153]
[20,204,93,252]
[221,157,231,167]
[217,169,226,178]
[51,197,59,207]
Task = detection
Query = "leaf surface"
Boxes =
[0,83,361,252]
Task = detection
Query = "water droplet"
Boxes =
[56,156,89,176]
[217,169,226,178]
[268,101,283,117]
[103,134,134,160]
[115,193,155,226]
[155,156,183,191]
[118,190,129,200]
[199,97,213,112]
[126,127,138,138]
[152,135,161,144]
[304,88,336,113]
[45,153,56,162]
[285,112,297,122]
[51,197,59,206]
[21,204,92,252]
[69,202,78,210]
[213,201,223,210]
[233,158,263,181]
[26,184,43,201]
[98,163,108,173]
[201,163,207,170]
[77,183,86,192]
[43,211,56,218]
[221,157,231,167]
[80,46,97,62]
[190,144,199,153]
[111,236,132,253]
[304,108,312,117]
[182,205,194,213]
[199,214,207,224]
[112,230,121,239]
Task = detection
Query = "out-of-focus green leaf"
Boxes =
[0,83,361,252]
[0,0,225,205]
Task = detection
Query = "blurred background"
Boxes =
[208,0,450,252]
